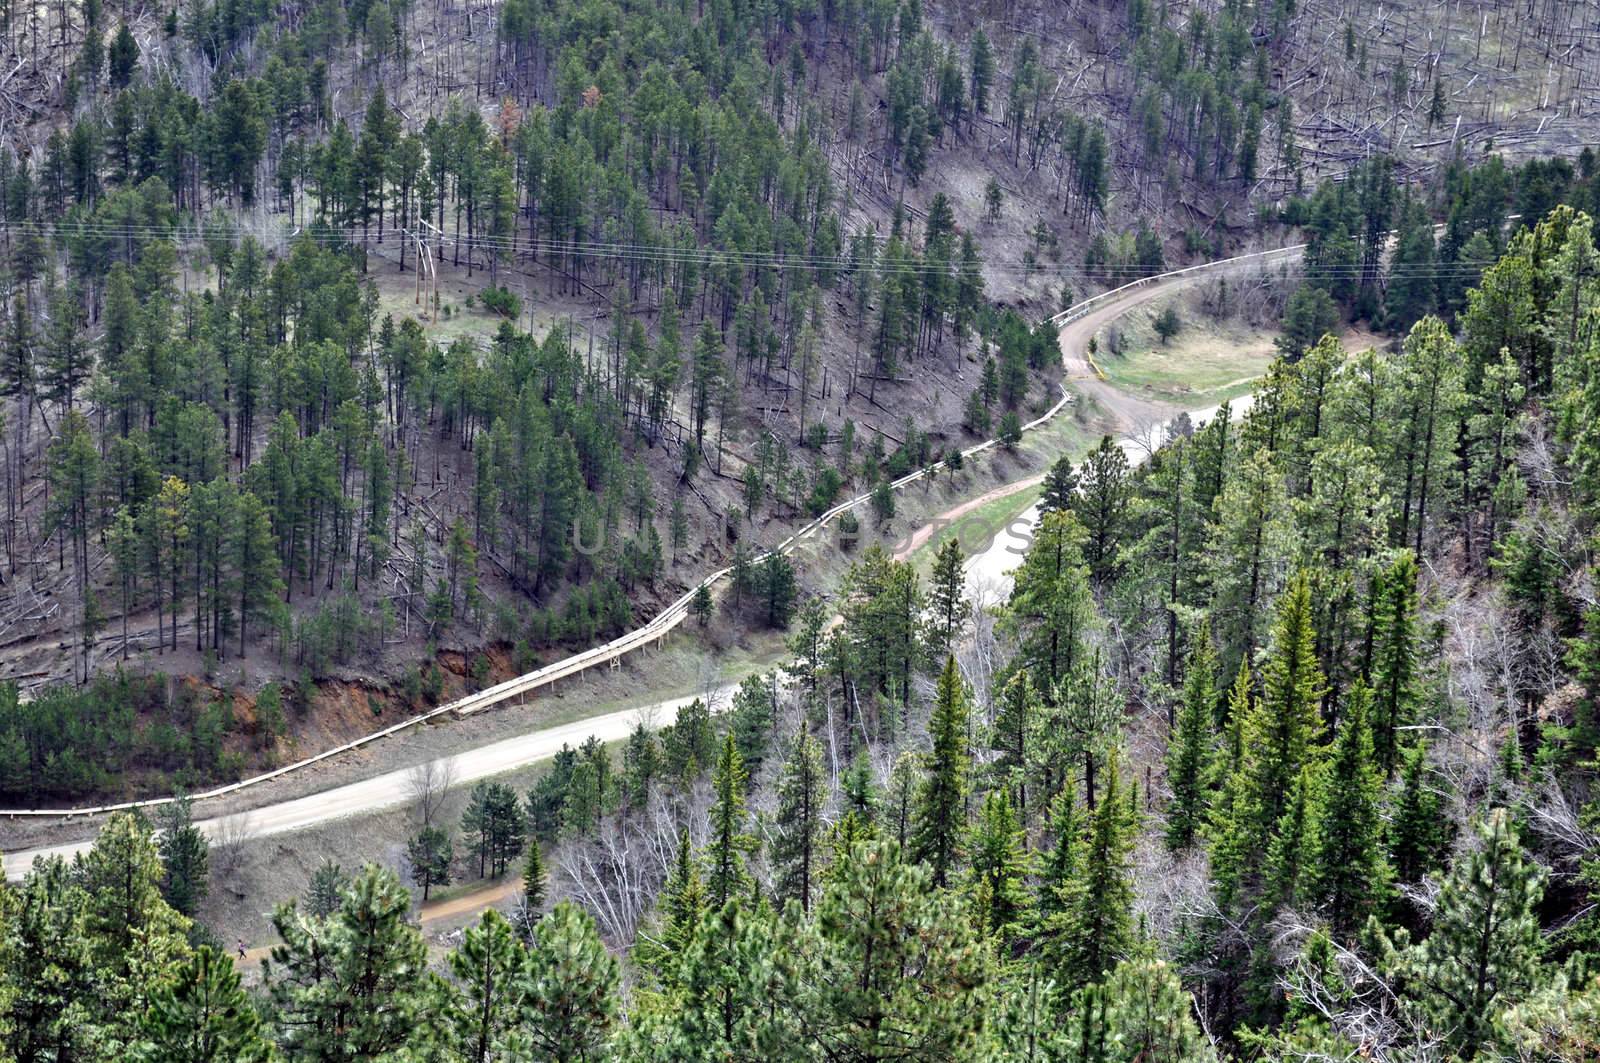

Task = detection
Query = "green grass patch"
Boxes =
[909,481,1044,578]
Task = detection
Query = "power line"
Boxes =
[0,217,1502,282]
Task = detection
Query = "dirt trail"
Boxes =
[231,873,523,969]
[890,473,1047,561]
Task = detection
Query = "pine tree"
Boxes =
[706,733,754,909]
[772,724,825,913]
[1206,662,1257,905]
[1394,315,1466,555]
[622,722,660,811]
[1388,739,1451,886]
[924,538,969,660]
[1206,447,1290,670]
[266,864,429,1060]
[157,795,210,917]
[1305,682,1389,934]
[1370,551,1420,774]
[406,826,452,901]
[1040,455,1079,513]
[232,489,283,658]
[1092,944,1219,1062]
[637,829,706,982]
[968,788,1030,939]
[1052,752,1134,987]
[1006,510,1096,694]
[5,858,94,1061]
[304,861,349,918]
[969,30,995,121]
[991,671,1037,816]
[512,843,547,943]
[808,840,989,1059]
[108,24,138,88]
[447,908,522,1061]
[1264,767,1312,907]
[1039,782,1081,915]
[79,811,187,970]
[510,902,619,1060]
[461,782,525,878]
[912,656,971,887]
[139,946,271,1062]
[1165,624,1217,852]
[1392,809,1546,1054]
[1242,571,1326,843]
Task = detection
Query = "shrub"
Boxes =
[479,285,522,319]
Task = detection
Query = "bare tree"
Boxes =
[554,785,706,944]
[208,812,256,887]
[407,756,458,827]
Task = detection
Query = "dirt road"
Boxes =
[4,688,729,881]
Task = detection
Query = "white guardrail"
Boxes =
[0,240,1308,822]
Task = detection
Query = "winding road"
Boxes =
[2,239,1305,882]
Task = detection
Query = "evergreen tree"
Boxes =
[79,811,188,975]
[461,782,525,878]
[912,656,971,887]
[1276,283,1339,359]
[1089,944,1219,1062]
[447,908,522,1061]
[1006,510,1096,694]
[924,538,969,661]
[1264,767,1312,907]
[157,795,210,918]
[968,788,1030,939]
[512,903,619,1060]
[691,583,713,626]
[637,829,706,982]
[406,826,452,901]
[1039,782,1081,916]
[303,861,349,918]
[1391,809,1546,1055]
[991,671,1038,817]
[1040,454,1079,514]
[512,843,547,943]
[5,858,95,1061]
[773,724,825,913]
[706,733,754,909]
[806,840,989,1059]
[1052,752,1134,987]
[1241,572,1326,844]
[266,864,429,1060]
[139,946,271,1062]
[1388,739,1451,886]
[1305,682,1389,933]
[1370,550,1420,774]
[1393,315,1466,555]
[108,24,138,88]
[1165,624,1217,852]
[232,490,283,658]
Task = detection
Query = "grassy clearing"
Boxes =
[1097,298,1276,405]
[370,264,529,346]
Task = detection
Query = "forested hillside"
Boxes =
[0,0,1589,803]
[14,194,1600,1058]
